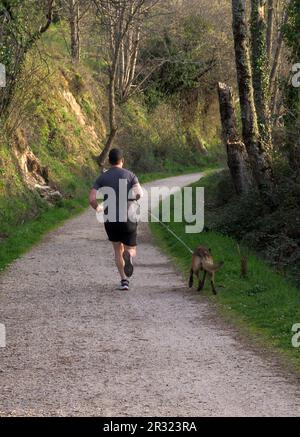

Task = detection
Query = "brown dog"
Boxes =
[189,246,224,295]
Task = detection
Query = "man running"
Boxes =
[89,148,143,290]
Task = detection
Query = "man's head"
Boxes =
[109,148,124,166]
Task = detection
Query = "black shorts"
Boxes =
[104,221,137,247]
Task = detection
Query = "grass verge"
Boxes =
[149,171,300,372]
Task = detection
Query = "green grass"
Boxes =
[150,171,300,371]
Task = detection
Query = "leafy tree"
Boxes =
[0,0,54,120]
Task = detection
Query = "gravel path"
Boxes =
[0,173,300,417]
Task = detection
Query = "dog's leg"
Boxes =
[210,272,217,295]
[189,269,194,288]
[198,271,206,291]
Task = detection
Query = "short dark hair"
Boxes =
[109,148,123,165]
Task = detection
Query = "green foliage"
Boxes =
[41,21,70,58]
[141,14,214,103]
[283,0,300,60]
[119,98,219,173]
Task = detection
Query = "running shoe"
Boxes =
[118,279,129,290]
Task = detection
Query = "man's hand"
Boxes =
[89,188,98,210]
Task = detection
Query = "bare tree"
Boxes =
[231,0,273,190]
[68,0,81,62]
[64,0,91,63]
[93,0,160,168]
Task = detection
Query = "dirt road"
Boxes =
[0,173,300,416]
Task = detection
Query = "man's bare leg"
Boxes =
[112,243,137,281]
[112,242,126,280]
[124,245,136,259]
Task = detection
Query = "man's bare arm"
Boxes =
[132,183,144,201]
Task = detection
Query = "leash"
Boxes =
[148,210,194,255]
[117,198,194,255]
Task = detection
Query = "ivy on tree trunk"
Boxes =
[250,0,272,149]
[231,0,273,190]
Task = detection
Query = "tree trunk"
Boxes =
[270,78,279,117]
[269,2,290,100]
[232,0,273,190]
[250,0,272,148]
[96,74,118,168]
[218,82,254,194]
[266,0,273,60]
[69,0,80,62]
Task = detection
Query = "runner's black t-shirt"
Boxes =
[93,167,139,222]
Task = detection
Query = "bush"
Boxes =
[204,169,300,286]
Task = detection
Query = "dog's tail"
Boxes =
[202,260,224,273]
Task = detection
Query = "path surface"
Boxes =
[0,173,300,417]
